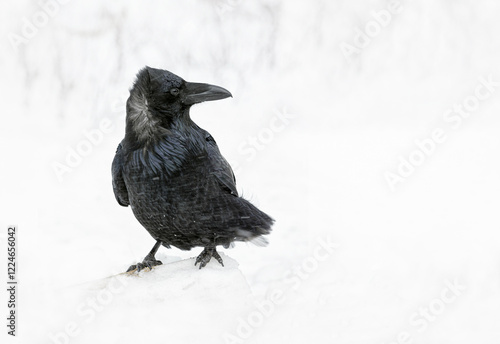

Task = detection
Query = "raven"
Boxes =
[112,67,274,272]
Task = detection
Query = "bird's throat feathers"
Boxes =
[125,84,193,146]
[126,86,167,145]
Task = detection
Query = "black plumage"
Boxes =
[112,67,274,271]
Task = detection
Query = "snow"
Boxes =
[2,0,500,343]
[47,254,256,344]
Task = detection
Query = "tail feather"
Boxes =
[230,196,274,245]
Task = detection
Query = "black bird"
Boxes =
[112,67,274,272]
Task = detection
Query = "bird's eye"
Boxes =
[170,88,180,96]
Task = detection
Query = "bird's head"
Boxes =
[126,66,232,143]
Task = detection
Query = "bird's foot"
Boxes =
[195,247,224,269]
[126,257,163,273]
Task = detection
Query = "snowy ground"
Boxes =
[1,0,500,343]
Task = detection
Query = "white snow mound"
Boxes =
[51,254,255,344]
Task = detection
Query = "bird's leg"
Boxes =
[126,240,163,273]
[212,250,224,267]
[194,246,224,269]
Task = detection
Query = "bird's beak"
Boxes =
[183,82,232,105]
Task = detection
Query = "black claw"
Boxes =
[126,240,163,273]
[126,259,162,273]
[126,265,137,273]
[194,247,224,269]
[212,251,224,267]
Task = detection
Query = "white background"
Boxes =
[1,0,500,343]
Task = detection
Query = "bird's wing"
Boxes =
[112,143,130,206]
[205,134,238,197]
